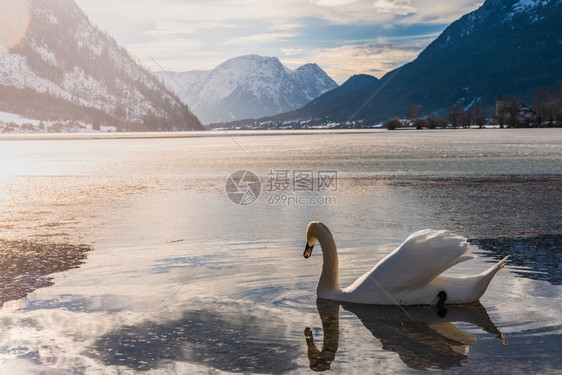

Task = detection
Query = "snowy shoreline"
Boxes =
[0,110,118,134]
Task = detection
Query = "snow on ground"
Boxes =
[513,0,547,13]
[0,111,41,126]
[0,111,117,133]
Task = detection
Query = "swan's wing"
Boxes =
[350,230,473,294]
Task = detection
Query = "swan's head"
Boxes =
[304,242,314,259]
[304,221,329,259]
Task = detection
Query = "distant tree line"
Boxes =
[386,82,562,130]
[486,83,562,128]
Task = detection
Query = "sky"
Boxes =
[73,0,484,83]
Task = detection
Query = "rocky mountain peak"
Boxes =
[157,55,337,124]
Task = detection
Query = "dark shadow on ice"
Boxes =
[305,298,506,372]
[471,235,561,285]
[0,239,92,308]
[90,308,300,373]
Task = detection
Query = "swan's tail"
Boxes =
[439,256,509,304]
[473,255,509,298]
[479,256,509,278]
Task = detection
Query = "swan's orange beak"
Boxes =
[304,243,314,259]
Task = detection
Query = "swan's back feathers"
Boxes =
[352,230,473,293]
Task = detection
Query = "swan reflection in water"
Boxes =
[305,299,507,372]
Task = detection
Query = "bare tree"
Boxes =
[544,88,556,126]
[408,105,422,123]
[472,102,488,128]
[506,97,520,128]
[496,94,506,128]
[557,82,562,124]
[463,106,473,128]
[533,87,545,126]
[413,119,426,129]
[449,104,463,128]
[384,118,401,130]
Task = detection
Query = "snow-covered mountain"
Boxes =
[0,0,202,131]
[157,55,338,124]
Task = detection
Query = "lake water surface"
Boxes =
[0,129,561,374]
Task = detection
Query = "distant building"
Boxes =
[493,96,537,126]
[517,104,537,123]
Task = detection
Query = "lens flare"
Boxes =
[0,0,31,50]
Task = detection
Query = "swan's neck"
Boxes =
[317,230,340,298]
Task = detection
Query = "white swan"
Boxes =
[303,222,509,305]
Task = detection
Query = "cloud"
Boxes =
[280,48,308,56]
[269,22,303,31]
[315,0,357,6]
[73,0,484,75]
[282,37,435,83]
[223,32,298,46]
[76,0,483,32]
[373,0,417,16]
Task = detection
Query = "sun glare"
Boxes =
[0,0,31,49]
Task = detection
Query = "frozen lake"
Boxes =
[0,128,561,374]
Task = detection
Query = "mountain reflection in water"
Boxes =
[0,240,92,308]
[305,299,506,372]
[471,235,562,285]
